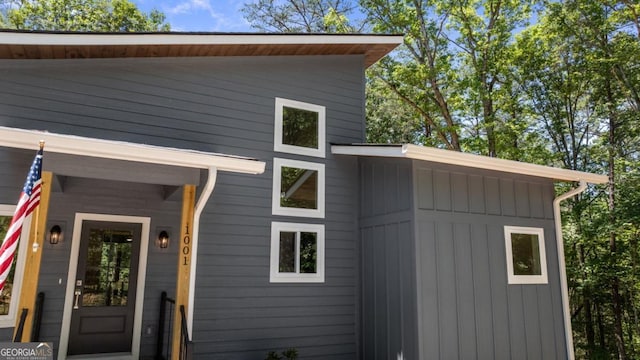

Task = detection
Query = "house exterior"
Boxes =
[0,30,607,360]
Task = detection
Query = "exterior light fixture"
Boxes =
[49,225,62,245]
[158,230,169,249]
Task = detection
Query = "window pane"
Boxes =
[83,229,133,307]
[282,106,319,149]
[279,231,296,273]
[280,167,318,209]
[299,232,317,274]
[511,233,542,276]
[0,215,13,315]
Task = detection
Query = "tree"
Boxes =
[361,0,463,149]
[514,1,640,358]
[360,0,536,156]
[4,0,169,32]
[242,0,360,33]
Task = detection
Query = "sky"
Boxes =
[132,0,254,32]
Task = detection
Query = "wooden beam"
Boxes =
[172,185,195,360]
[13,171,53,341]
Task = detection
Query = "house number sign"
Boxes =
[183,224,191,266]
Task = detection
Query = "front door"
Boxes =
[67,220,142,356]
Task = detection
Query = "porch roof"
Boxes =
[331,144,608,184]
[0,126,265,175]
[0,30,404,68]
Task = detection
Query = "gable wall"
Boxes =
[0,55,365,359]
[413,160,566,360]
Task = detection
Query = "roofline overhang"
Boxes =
[331,144,608,184]
[0,31,404,46]
[0,126,265,175]
[0,31,404,67]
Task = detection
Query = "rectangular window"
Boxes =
[272,158,325,218]
[270,222,324,283]
[274,98,326,158]
[0,204,29,327]
[504,226,548,284]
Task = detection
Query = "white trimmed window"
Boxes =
[0,204,29,327]
[272,158,325,218]
[274,98,326,158]
[270,222,325,283]
[504,226,548,284]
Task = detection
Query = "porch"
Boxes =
[0,126,265,359]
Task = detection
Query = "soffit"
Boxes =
[0,31,404,68]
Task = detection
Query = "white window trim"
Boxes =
[274,98,326,158]
[0,204,30,328]
[270,222,325,283]
[504,226,548,284]
[272,158,325,218]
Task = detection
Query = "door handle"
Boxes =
[73,289,81,309]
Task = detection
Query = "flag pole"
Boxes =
[31,141,44,253]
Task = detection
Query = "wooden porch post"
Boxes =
[13,171,53,341]
[172,185,196,360]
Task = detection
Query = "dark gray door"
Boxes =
[68,220,142,355]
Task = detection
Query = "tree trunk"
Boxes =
[580,244,595,355]
[597,302,606,349]
[606,76,626,360]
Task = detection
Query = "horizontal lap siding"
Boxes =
[359,158,418,360]
[413,161,565,360]
[0,55,365,359]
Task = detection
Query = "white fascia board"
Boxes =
[0,32,404,47]
[331,144,608,184]
[0,126,265,175]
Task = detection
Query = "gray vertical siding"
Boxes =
[359,158,419,360]
[0,55,366,359]
[359,156,567,360]
[413,160,565,360]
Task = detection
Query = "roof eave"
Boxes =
[331,144,608,184]
[0,126,265,175]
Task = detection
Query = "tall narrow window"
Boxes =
[272,158,325,218]
[0,204,29,327]
[270,222,324,283]
[504,226,548,284]
[274,98,325,158]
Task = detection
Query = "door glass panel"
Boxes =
[83,228,133,307]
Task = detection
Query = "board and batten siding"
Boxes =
[359,158,419,360]
[413,160,566,360]
[0,55,365,359]
[359,156,567,360]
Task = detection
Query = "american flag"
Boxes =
[0,147,43,293]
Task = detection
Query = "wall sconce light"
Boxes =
[158,230,169,249]
[49,225,62,245]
